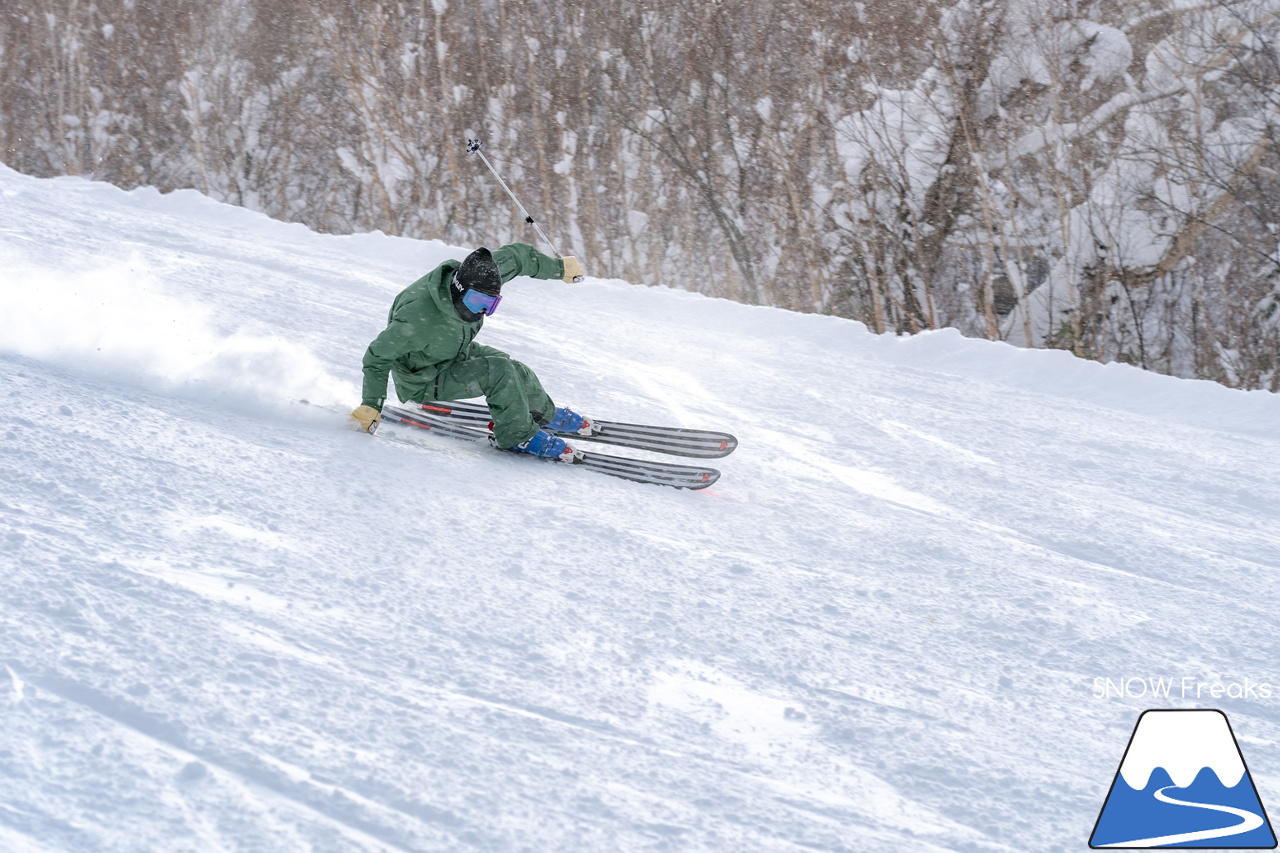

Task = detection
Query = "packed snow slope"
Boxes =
[2,164,1280,853]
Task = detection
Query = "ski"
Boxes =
[380,405,720,490]
[413,399,737,459]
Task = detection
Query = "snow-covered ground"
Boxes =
[2,164,1279,852]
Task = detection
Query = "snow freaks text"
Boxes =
[1093,677,1274,701]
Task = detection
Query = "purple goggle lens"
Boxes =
[461,288,502,316]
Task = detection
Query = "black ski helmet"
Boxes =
[454,246,502,295]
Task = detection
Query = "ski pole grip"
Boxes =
[561,255,585,283]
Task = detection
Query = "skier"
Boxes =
[349,244,595,461]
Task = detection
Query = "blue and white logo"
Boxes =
[1091,709,1276,848]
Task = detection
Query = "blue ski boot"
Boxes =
[544,406,600,437]
[511,428,582,462]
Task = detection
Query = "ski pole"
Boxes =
[465,139,584,282]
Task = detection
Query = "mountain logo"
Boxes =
[1091,709,1276,848]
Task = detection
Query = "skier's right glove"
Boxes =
[561,256,584,283]
[350,405,381,433]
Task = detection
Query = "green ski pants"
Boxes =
[419,344,555,448]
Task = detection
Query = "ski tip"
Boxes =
[689,472,721,490]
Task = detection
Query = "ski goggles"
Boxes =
[461,288,502,316]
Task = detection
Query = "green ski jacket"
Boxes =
[360,243,565,410]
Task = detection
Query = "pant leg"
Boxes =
[429,344,556,448]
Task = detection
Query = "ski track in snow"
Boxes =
[2,164,1280,851]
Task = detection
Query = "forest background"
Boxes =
[3,0,1279,390]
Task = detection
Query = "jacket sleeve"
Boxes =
[492,242,564,283]
[360,318,419,410]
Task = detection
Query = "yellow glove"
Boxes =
[350,405,381,433]
[561,256,584,283]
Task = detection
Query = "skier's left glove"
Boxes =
[350,405,381,433]
[561,256,584,283]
